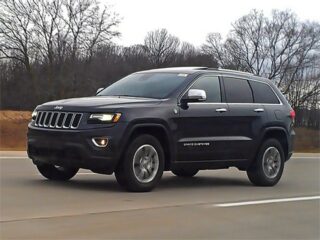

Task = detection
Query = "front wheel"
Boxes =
[247,138,285,186]
[115,134,164,192]
[37,164,79,181]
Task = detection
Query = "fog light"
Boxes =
[92,137,108,147]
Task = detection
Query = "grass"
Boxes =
[294,127,320,153]
[0,110,319,152]
[0,111,31,151]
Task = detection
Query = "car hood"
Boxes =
[39,96,162,111]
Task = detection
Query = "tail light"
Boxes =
[290,109,295,124]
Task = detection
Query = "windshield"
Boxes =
[98,72,187,99]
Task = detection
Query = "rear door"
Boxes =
[222,76,267,160]
[249,80,283,124]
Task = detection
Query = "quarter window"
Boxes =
[190,76,221,103]
[224,77,253,103]
[249,81,280,104]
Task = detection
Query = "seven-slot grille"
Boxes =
[34,111,82,129]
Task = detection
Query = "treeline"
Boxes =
[0,40,216,109]
[1,1,320,128]
[0,0,216,109]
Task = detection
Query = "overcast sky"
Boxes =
[106,0,320,47]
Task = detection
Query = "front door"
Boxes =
[176,75,230,161]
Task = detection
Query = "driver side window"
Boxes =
[190,76,221,103]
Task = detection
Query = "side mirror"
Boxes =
[96,88,104,95]
[186,89,207,102]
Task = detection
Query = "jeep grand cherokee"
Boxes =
[28,67,295,192]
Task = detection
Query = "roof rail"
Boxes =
[147,66,209,71]
[172,66,209,70]
[193,67,209,70]
[217,68,254,76]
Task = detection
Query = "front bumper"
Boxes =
[27,123,128,174]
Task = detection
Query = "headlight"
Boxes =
[31,110,38,120]
[88,113,121,124]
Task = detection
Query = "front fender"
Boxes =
[118,120,176,167]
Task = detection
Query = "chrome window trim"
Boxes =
[178,73,283,106]
[188,102,227,105]
[222,75,283,106]
[227,102,282,106]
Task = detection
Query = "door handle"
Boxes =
[254,108,264,112]
[216,108,227,113]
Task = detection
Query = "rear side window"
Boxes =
[249,81,280,104]
[190,76,221,103]
[223,77,253,103]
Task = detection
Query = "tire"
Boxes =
[37,164,79,181]
[114,168,127,188]
[172,168,198,177]
[115,134,164,192]
[247,138,285,186]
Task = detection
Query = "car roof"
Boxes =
[137,66,256,77]
[136,67,273,84]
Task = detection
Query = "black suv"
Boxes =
[28,67,295,192]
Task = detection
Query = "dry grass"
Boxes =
[0,111,31,150]
[294,127,320,153]
[0,111,319,152]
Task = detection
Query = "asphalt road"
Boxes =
[0,152,319,239]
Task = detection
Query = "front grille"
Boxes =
[34,111,83,129]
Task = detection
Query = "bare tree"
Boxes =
[121,44,150,71]
[180,42,196,61]
[84,4,120,60]
[0,0,35,76]
[0,0,120,101]
[26,0,64,95]
[144,28,180,67]
[202,10,320,108]
[202,33,240,69]
[203,10,269,74]
[265,11,320,94]
[62,0,119,61]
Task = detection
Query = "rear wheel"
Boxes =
[115,134,164,192]
[172,168,198,177]
[37,164,79,181]
[247,138,285,186]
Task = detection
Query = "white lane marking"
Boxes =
[291,157,319,159]
[0,157,29,159]
[215,196,320,207]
